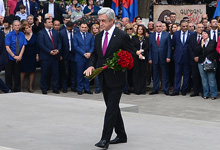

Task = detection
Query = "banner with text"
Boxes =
[154,5,206,24]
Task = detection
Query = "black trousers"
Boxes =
[5,59,21,92]
[191,63,202,94]
[101,83,127,141]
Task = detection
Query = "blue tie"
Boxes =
[213,31,216,42]
[26,0,29,15]
[182,32,185,45]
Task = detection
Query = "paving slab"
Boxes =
[0,93,220,150]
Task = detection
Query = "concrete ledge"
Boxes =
[0,146,19,150]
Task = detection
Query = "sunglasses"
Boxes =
[126,28,133,30]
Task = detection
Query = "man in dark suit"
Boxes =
[148,21,172,95]
[14,0,36,16]
[43,0,61,22]
[171,20,193,96]
[84,7,140,149]
[73,22,94,95]
[188,23,203,97]
[38,18,61,94]
[59,15,71,31]
[59,21,79,93]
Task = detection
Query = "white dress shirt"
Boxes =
[181,30,188,44]
[0,0,5,17]
[210,29,218,42]
[102,24,116,49]
[22,0,30,15]
[155,31,162,41]
[48,2,55,18]
[67,29,73,51]
[45,28,53,40]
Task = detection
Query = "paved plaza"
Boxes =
[0,90,220,150]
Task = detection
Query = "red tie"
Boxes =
[157,33,160,46]
[49,29,55,49]
[197,35,201,44]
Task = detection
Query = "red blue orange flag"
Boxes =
[111,0,119,16]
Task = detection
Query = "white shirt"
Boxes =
[22,0,30,15]
[210,29,218,42]
[45,28,53,39]
[0,0,5,17]
[197,34,202,42]
[102,24,116,49]
[80,31,86,40]
[66,29,73,51]
[48,2,55,18]
[155,31,162,41]
[181,30,188,44]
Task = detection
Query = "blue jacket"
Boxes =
[73,31,94,62]
[149,31,172,64]
[172,30,193,64]
[38,28,61,61]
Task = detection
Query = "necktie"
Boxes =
[197,35,201,44]
[103,32,108,55]
[83,33,86,41]
[213,31,216,42]
[70,31,73,51]
[16,33,20,56]
[26,0,29,16]
[156,33,160,46]
[182,32,185,45]
[49,29,55,49]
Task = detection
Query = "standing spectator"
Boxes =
[43,0,61,21]
[132,22,138,35]
[132,25,149,95]
[53,20,61,32]
[0,15,4,31]
[59,21,79,93]
[201,14,208,21]
[71,3,84,22]
[0,30,10,93]
[83,0,101,16]
[188,23,203,97]
[135,16,142,24]
[201,19,208,30]
[188,22,195,32]
[121,17,130,29]
[171,20,193,96]
[148,21,171,95]
[170,12,177,24]
[73,22,94,95]
[7,0,17,16]
[27,15,44,35]
[60,16,71,31]
[0,0,5,17]
[68,0,78,16]
[162,22,168,32]
[14,0,36,16]
[3,19,12,36]
[115,21,123,30]
[15,5,27,21]
[198,30,218,99]
[20,23,38,92]
[5,20,27,92]
[165,16,171,24]
[38,18,61,94]
[148,21,155,34]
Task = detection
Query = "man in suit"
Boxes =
[171,20,193,96]
[59,21,79,93]
[148,21,171,95]
[43,0,61,22]
[73,22,94,95]
[188,23,203,97]
[14,0,36,16]
[60,15,71,31]
[38,18,61,94]
[84,7,140,149]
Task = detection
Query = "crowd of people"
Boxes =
[0,0,220,100]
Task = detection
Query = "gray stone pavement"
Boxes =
[1,92,220,150]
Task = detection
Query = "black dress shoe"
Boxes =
[78,91,83,95]
[164,91,170,95]
[110,137,127,144]
[181,91,186,96]
[95,140,109,149]
[84,90,93,94]
[62,89,67,93]
[190,93,199,97]
[149,91,158,95]
[123,91,130,95]
[71,88,77,92]
[170,92,179,96]
[42,91,47,94]
[53,90,60,94]
[95,89,101,94]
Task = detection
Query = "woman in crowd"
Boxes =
[68,0,78,16]
[132,25,149,94]
[197,30,218,99]
[132,22,138,35]
[3,19,12,36]
[20,23,39,92]
[125,23,133,38]
[91,24,101,94]
[169,23,179,39]
[83,0,101,16]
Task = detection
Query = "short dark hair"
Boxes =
[135,16,142,22]
[210,18,217,23]
[170,12,176,16]
[66,21,74,27]
[180,19,188,25]
[44,18,51,23]
[183,17,189,20]
[19,4,26,10]
[80,21,88,26]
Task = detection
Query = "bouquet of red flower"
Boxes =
[85,50,134,81]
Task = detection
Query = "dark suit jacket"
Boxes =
[0,31,8,67]
[172,30,193,64]
[149,31,171,64]
[196,39,218,63]
[89,27,136,88]
[38,28,61,61]
[43,2,61,21]
[59,27,79,61]
[189,32,201,65]
[14,1,36,16]
[73,31,94,62]
[132,35,148,59]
